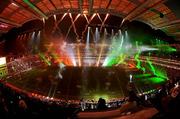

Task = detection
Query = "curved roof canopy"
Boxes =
[0,0,180,40]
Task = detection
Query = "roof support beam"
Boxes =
[131,0,166,20]
[123,0,151,21]
[79,0,83,14]
[49,0,57,10]
[88,0,93,15]
[137,19,157,29]
[0,29,8,33]
[11,0,41,19]
[59,0,64,9]
[123,0,165,22]
[0,0,10,13]
[170,32,180,36]
[106,0,112,9]
[157,19,180,29]
[23,0,48,19]
[0,17,21,27]
[68,0,72,10]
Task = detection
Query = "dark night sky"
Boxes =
[165,0,180,18]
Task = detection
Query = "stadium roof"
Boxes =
[0,0,180,40]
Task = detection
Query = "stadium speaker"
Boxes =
[149,8,164,18]
[159,13,164,18]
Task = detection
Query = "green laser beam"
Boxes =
[38,52,51,66]
[23,0,48,19]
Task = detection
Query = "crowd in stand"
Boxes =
[0,82,80,118]
[119,79,180,118]
[0,77,179,118]
[6,54,43,75]
[0,55,180,118]
[0,80,131,118]
[150,79,180,119]
[0,77,180,119]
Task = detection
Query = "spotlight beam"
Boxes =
[82,13,97,38]
[96,43,104,66]
[90,29,95,42]
[84,14,89,24]
[97,13,103,23]
[94,27,99,43]
[84,27,92,66]
[29,32,35,53]
[65,13,81,40]
[77,44,81,66]
[35,31,41,51]
[53,13,67,32]
[69,13,81,38]
[100,13,109,32]
[20,34,27,51]
[86,27,90,48]
[103,32,125,66]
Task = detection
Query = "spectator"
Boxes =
[97,98,107,110]
[0,97,9,117]
[118,82,140,114]
[80,98,86,111]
